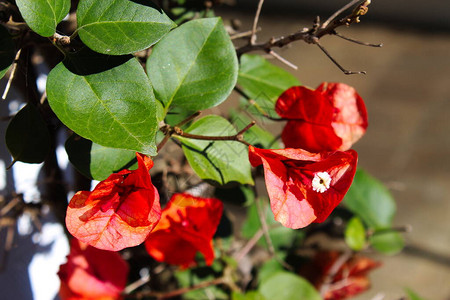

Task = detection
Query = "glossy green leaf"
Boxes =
[5,104,50,164]
[47,48,158,155]
[238,54,300,117]
[177,115,253,185]
[232,291,267,300]
[241,200,300,250]
[16,0,70,37]
[76,0,175,55]
[345,217,367,251]
[65,134,136,181]
[259,272,321,300]
[147,17,238,111]
[344,169,396,229]
[0,25,15,79]
[370,231,404,255]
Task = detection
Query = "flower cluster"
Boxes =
[249,82,367,229]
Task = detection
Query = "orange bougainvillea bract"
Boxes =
[248,145,357,229]
[275,83,368,152]
[58,239,129,300]
[66,153,161,251]
[145,193,223,268]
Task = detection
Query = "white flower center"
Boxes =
[312,172,331,193]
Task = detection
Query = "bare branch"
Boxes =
[2,49,22,100]
[250,0,265,45]
[321,0,361,29]
[269,50,298,70]
[334,32,383,47]
[315,42,366,75]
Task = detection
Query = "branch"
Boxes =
[2,49,22,100]
[235,0,377,75]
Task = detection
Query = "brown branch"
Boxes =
[250,0,265,45]
[235,0,377,75]
[2,49,22,100]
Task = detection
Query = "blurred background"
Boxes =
[1,0,449,299]
[218,0,450,299]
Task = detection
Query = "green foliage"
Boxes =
[405,288,427,300]
[232,291,267,300]
[16,0,70,37]
[258,258,284,284]
[344,169,396,228]
[65,134,136,181]
[0,26,15,79]
[259,272,321,300]
[345,216,367,251]
[76,0,175,55]
[147,17,238,112]
[177,115,253,185]
[238,54,300,117]
[46,49,158,155]
[5,104,50,164]
[370,231,404,255]
[344,169,404,254]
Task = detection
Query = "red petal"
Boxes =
[248,146,357,228]
[319,83,368,150]
[58,239,128,299]
[66,153,161,251]
[145,193,223,268]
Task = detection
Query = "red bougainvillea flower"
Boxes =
[145,193,223,268]
[58,238,129,300]
[275,83,368,152]
[299,251,381,300]
[66,153,161,251]
[249,146,357,229]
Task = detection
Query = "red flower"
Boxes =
[249,146,357,229]
[276,83,368,152]
[145,193,223,268]
[300,251,381,300]
[58,239,129,300]
[66,153,161,251]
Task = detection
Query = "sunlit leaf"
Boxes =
[16,0,70,37]
[47,48,158,155]
[370,231,404,255]
[176,115,253,185]
[147,17,238,111]
[345,217,367,251]
[5,104,50,164]
[76,0,176,55]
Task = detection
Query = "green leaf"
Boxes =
[6,104,50,164]
[241,200,300,251]
[0,25,16,79]
[147,17,238,111]
[175,265,227,300]
[259,272,321,300]
[344,169,396,229]
[177,115,253,185]
[16,0,70,37]
[232,291,267,300]
[65,134,136,181]
[370,231,404,255]
[405,288,427,300]
[76,0,175,55]
[238,54,300,117]
[47,48,158,155]
[345,217,367,251]
[258,258,284,284]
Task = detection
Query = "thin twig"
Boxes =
[124,274,151,295]
[321,0,361,29]
[235,228,264,262]
[334,32,383,47]
[269,50,298,70]
[316,42,366,75]
[250,0,265,45]
[2,49,22,100]
[230,28,260,40]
